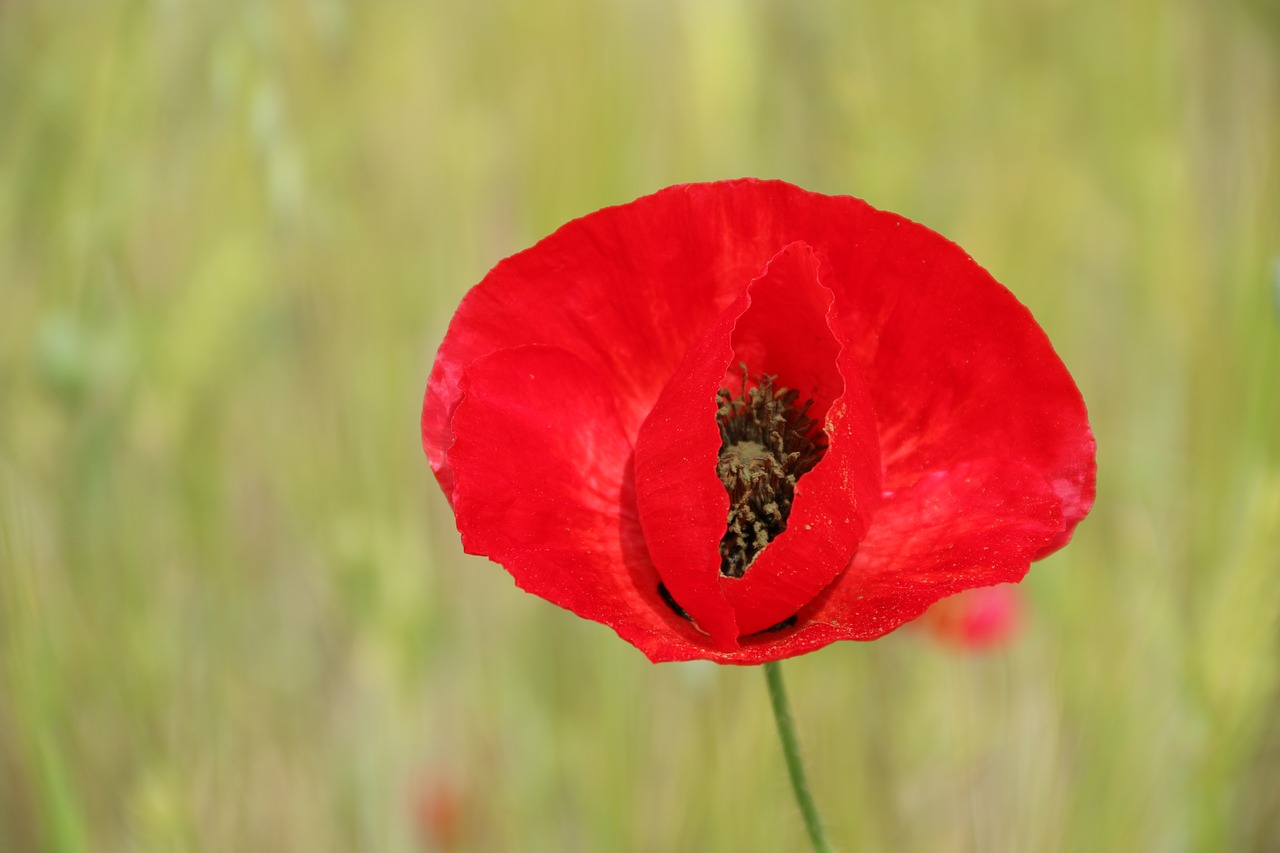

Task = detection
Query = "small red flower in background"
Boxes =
[918,584,1023,651]
[422,179,1095,664]
[412,775,465,851]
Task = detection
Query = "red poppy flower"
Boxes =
[422,179,1095,664]
[412,775,466,851]
[917,584,1024,651]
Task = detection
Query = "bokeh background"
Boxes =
[2,1,1278,850]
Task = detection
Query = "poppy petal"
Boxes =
[446,345,709,659]
[633,242,882,643]
[717,244,882,635]
[638,458,1065,664]
[811,457,1065,638]
[818,221,1096,549]
[423,186,764,497]
[630,294,745,648]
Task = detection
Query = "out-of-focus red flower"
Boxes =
[422,179,1095,664]
[413,775,464,851]
[918,584,1023,651]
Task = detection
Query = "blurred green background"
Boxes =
[1,0,1277,850]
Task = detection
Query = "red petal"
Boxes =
[718,245,882,634]
[819,220,1096,547]
[446,345,712,661]
[423,185,764,498]
[633,242,882,643]
[630,295,745,648]
[811,458,1065,639]
[654,458,1063,665]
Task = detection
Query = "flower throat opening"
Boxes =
[715,367,827,578]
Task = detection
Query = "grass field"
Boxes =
[1,1,1278,850]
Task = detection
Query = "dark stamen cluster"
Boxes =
[715,367,827,578]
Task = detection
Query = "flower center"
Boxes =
[715,368,827,578]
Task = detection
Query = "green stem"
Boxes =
[763,661,835,853]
